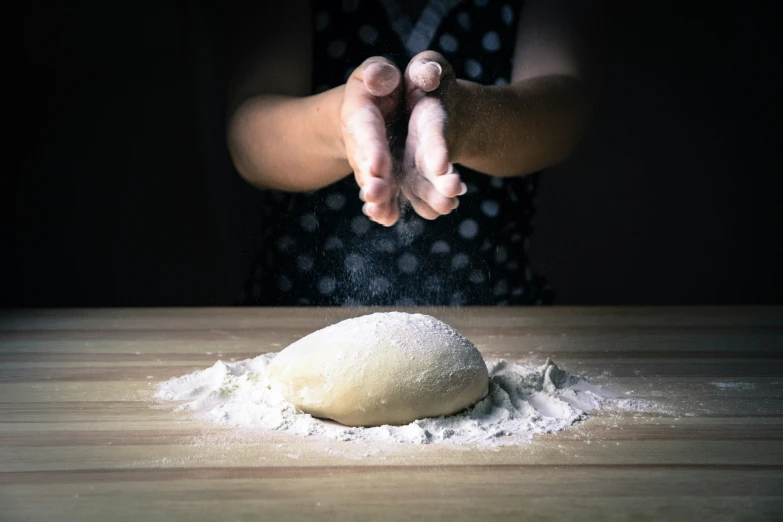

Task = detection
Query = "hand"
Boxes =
[341,57,403,227]
[401,51,467,220]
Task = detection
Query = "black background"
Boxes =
[9,1,781,307]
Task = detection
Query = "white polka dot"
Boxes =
[466,183,478,195]
[396,217,425,238]
[493,279,508,296]
[464,59,482,79]
[369,277,391,296]
[431,240,451,254]
[451,253,469,270]
[456,12,471,30]
[342,0,359,12]
[481,199,500,217]
[458,219,479,239]
[277,235,295,252]
[324,236,343,250]
[345,253,365,273]
[494,245,508,264]
[397,252,419,273]
[374,238,396,253]
[494,77,509,86]
[469,270,485,284]
[327,40,346,59]
[297,256,314,272]
[396,297,417,306]
[506,260,519,271]
[424,275,443,291]
[450,291,466,306]
[358,24,378,45]
[277,275,292,292]
[315,11,330,31]
[439,33,458,53]
[300,214,319,232]
[315,84,332,93]
[474,0,488,7]
[396,218,425,246]
[351,216,371,235]
[318,276,336,295]
[482,31,501,52]
[490,176,504,188]
[501,4,515,25]
[512,286,524,296]
[325,192,346,210]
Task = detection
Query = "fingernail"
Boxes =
[359,189,366,202]
[452,198,460,210]
[362,202,370,216]
[445,163,455,175]
[428,61,443,76]
[459,182,467,196]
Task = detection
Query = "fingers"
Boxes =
[402,122,459,219]
[409,61,442,93]
[408,96,465,199]
[403,165,459,217]
[363,200,399,227]
[363,62,401,97]
[404,50,455,105]
[343,57,404,226]
[347,56,402,116]
[343,106,392,188]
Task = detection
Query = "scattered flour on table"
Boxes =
[711,381,756,391]
[155,355,648,446]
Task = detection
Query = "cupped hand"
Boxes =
[401,51,466,220]
[341,57,403,227]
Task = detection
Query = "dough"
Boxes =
[264,312,488,427]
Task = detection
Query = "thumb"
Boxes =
[404,51,455,100]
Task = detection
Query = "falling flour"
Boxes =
[155,355,643,446]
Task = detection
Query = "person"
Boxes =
[226,0,604,306]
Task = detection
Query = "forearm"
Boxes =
[451,74,593,177]
[227,87,350,191]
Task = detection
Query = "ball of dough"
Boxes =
[264,312,488,427]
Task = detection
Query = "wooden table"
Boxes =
[1,307,782,521]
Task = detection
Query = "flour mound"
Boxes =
[156,355,631,446]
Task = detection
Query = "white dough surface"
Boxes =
[264,312,489,427]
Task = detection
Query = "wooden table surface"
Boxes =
[1,307,782,521]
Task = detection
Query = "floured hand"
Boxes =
[401,51,467,220]
[341,57,404,226]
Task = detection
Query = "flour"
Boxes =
[155,354,641,446]
[711,381,756,391]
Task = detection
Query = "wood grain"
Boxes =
[1,307,782,521]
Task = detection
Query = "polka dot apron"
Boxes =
[241,0,554,306]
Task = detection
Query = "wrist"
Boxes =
[307,85,350,164]
[447,80,491,166]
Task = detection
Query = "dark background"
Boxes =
[9,1,781,307]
